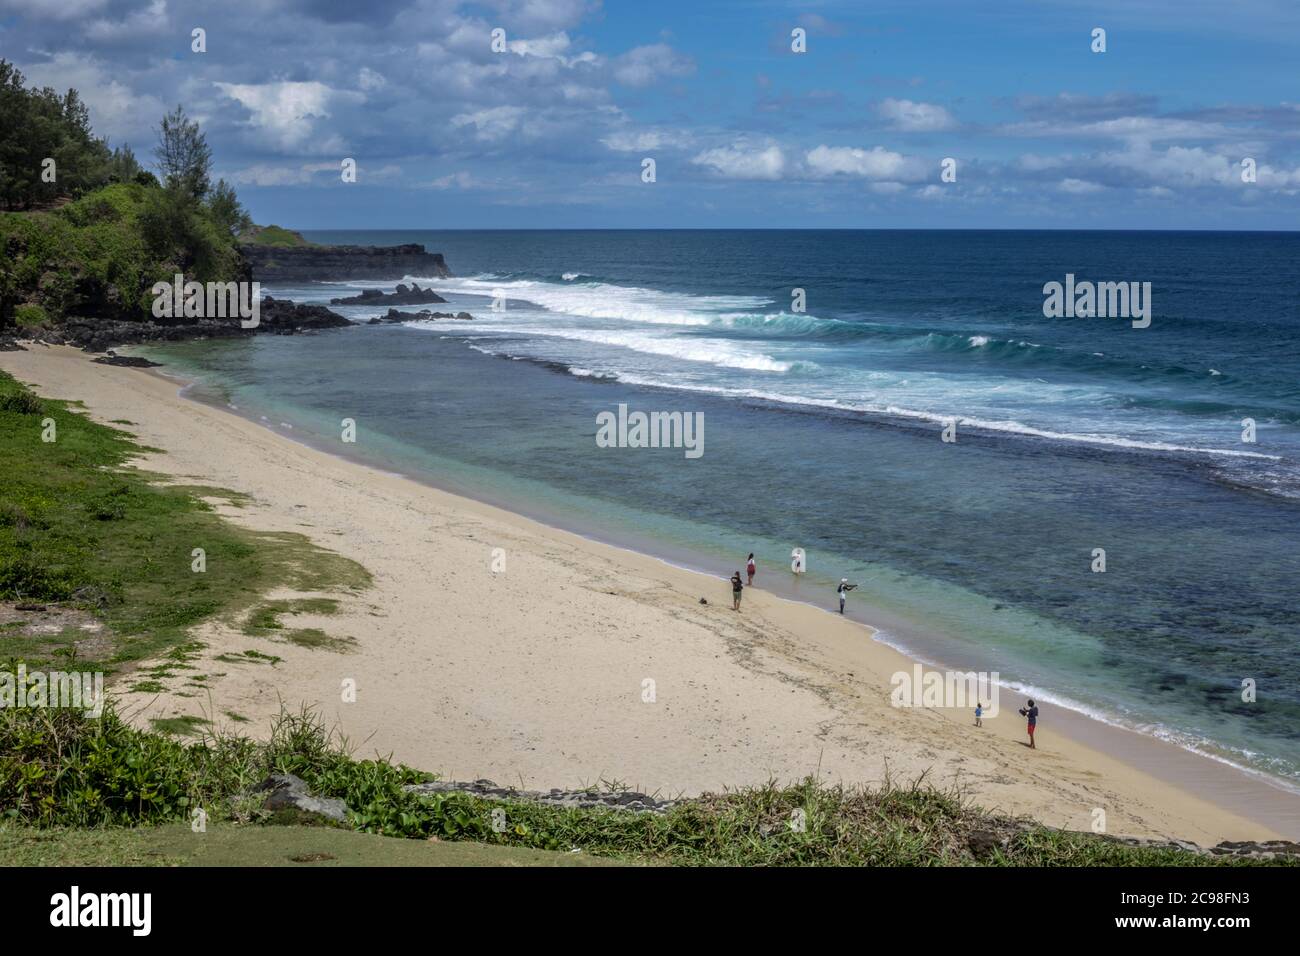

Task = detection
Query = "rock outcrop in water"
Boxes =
[240,243,450,282]
[366,308,473,324]
[330,283,447,306]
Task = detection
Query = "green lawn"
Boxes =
[0,823,623,867]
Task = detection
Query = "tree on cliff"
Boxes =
[0,59,116,210]
[207,179,252,237]
[154,105,212,199]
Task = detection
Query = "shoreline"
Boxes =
[152,340,1300,817]
[2,342,1296,844]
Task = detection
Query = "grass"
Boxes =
[150,715,210,737]
[0,822,618,867]
[243,597,354,651]
[238,224,314,248]
[0,370,369,676]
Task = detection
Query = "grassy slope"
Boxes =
[0,182,243,324]
[0,823,619,867]
[0,370,368,682]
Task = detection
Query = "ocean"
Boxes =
[142,229,1300,791]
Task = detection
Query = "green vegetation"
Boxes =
[0,370,369,675]
[239,224,314,248]
[0,67,253,328]
[0,822,617,867]
[243,597,354,651]
[0,702,1288,866]
[0,60,143,212]
[13,304,47,330]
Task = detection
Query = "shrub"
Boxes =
[13,304,45,329]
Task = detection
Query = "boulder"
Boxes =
[254,773,350,824]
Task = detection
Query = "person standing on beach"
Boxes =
[1018,699,1039,748]
[746,553,756,586]
[975,702,983,727]
[836,578,857,614]
[731,572,744,611]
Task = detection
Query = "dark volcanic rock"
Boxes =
[366,308,473,324]
[330,283,447,306]
[241,243,450,282]
[258,296,352,333]
[35,297,350,353]
[92,354,162,368]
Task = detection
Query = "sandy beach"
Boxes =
[1,343,1288,846]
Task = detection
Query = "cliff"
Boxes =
[240,243,451,282]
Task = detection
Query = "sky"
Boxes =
[2,0,1298,229]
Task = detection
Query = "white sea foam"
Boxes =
[427,275,771,327]
[412,320,807,373]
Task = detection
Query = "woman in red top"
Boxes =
[746,553,756,586]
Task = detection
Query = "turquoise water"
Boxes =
[143,228,1300,790]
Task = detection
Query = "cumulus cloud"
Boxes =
[216,81,349,153]
[692,144,785,180]
[875,98,955,132]
[805,144,915,179]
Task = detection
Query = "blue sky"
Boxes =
[3,0,1298,228]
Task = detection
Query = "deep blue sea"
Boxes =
[144,229,1300,789]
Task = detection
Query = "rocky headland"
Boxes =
[241,242,449,282]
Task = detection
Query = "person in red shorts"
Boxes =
[1018,699,1039,748]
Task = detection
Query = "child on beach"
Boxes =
[731,571,744,611]
[746,553,756,585]
[1018,699,1039,748]
[975,702,983,727]
[836,578,857,614]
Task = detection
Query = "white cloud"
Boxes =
[612,44,694,87]
[602,129,673,152]
[429,171,476,189]
[876,98,955,132]
[503,31,598,66]
[450,105,528,141]
[358,67,387,92]
[1003,116,1231,142]
[224,162,338,187]
[1058,178,1105,194]
[216,81,347,152]
[692,144,785,180]
[805,145,911,179]
[84,0,168,41]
